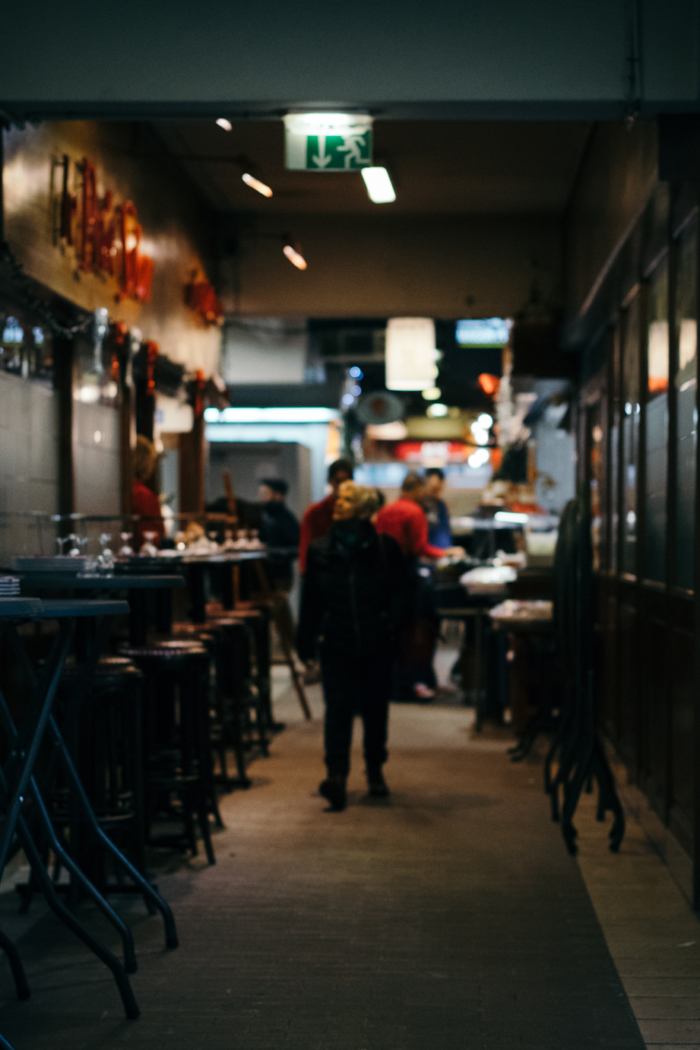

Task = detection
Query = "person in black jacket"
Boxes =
[258,478,300,590]
[297,481,410,811]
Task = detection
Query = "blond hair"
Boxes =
[337,480,380,520]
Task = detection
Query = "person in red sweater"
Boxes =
[376,472,464,699]
[298,458,353,573]
[375,472,463,562]
[132,435,165,551]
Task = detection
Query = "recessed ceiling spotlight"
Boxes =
[283,243,307,270]
[361,167,396,204]
[216,118,233,132]
[242,173,273,197]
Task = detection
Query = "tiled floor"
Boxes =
[0,668,669,1050]
[572,767,700,1050]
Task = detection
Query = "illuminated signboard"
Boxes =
[284,113,373,171]
[456,318,511,347]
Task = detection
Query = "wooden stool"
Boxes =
[118,641,218,865]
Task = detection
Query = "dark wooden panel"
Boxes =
[670,622,694,833]
[639,588,667,816]
[596,577,619,740]
[618,599,638,771]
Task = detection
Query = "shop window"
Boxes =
[621,296,640,575]
[587,401,604,571]
[644,257,669,582]
[673,221,697,591]
[609,326,621,573]
[0,313,53,383]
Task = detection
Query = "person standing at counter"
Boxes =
[132,435,165,551]
[424,468,452,549]
[298,458,354,573]
[376,472,463,562]
[376,473,464,700]
[258,478,300,591]
[297,481,409,811]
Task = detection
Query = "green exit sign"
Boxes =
[284,114,373,171]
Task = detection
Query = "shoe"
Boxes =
[367,769,390,798]
[413,683,436,701]
[319,775,347,811]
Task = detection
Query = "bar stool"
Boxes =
[18,656,145,913]
[118,640,218,865]
[62,657,145,883]
[225,606,277,732]
[173,619,267,788]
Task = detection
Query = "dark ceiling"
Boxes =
[154,120,593,217]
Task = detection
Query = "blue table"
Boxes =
[0,598,178,1029]
[19,574,186,645]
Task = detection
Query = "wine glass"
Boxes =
[67,533,81,557]
[118,532,134,557]
[140,531,158,557]
[55,536,68,557]
[98,533,114,574]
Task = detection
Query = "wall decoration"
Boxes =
[184,270,224,327]
[57,155,154,303]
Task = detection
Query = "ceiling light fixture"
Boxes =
[283,243,307,270]
[241,173,273,197]
[361,166,396,204]
[216,118,233,132]
[422,387,442,401]
[427,403,449,418]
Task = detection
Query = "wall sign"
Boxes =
[56,155,154,303]
[283,113,373,171]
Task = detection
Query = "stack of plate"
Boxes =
[0,576,21,597]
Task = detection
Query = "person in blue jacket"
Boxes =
[424,468,452,549]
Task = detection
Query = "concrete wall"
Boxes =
[73,401,121,517]
[0,371,58,562]
[1,0,698,116]
[221,213,563,319]
[206,441,312,520]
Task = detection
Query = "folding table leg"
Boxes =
[0,759,140,1019]
[16,812,140,1019]
[48,715,179,949]
[0,926,30,1000]
[2,623,178,950]
[0,622,74,878]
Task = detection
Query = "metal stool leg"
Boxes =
[0,927,30,1001]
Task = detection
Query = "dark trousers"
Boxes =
[320,651,392,777]
[396,570,439,695]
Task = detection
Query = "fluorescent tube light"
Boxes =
[494,511,529,524]
[283,244,307,270]
[242,173,273,197]
[204,407,340,424]
[216,118,233,132]
[361,166,396,204]
[287,112,360,130]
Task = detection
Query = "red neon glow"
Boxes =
[478,373,500,396]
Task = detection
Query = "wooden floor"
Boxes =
[0,673,654,1050]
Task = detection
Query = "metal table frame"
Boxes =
[0,598,178,1037]
[19,573,186,646]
